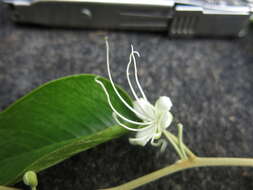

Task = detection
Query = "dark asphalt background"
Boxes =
[1,3,253,190]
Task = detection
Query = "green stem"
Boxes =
[162,130,185,159]
[163,130,196,159]
[101,157,253,190]
[177,124,187,159]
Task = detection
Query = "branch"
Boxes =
[101,157,253,190]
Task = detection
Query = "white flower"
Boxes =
[129,96,173,147]
[95,39,173,150]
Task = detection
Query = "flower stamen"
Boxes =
[112,112,154,132]
[129,45,148,102]
[95,77,152,126]
[126,48,140,102]
[96,39,181,153]
[126,46,155,118]
[104,39,151,121]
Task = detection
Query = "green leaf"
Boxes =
[0,74,137,185]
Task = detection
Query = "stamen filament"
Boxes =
[105,39,150,121]
[95,78,152,126]
[126,50,140,101]
[130,45,148,102]
[113,113,154,132]
[126,53,152,121]
[126,46,156,121]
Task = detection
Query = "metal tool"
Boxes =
[2,0,253,37]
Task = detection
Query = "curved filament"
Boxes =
[126,46,155,117]
[105,39,150,120]
[113,112,153,132]
[95,78,152,126]
[130,45,148,102]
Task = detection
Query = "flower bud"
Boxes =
[23,171,38,187]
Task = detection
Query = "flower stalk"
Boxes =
[100,132,253,190]
[101,156,253,190]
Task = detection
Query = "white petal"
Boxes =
[129,136,151,146]
[136,125,155,138]
[155,96,172,112]
[159,111,173,129]
[129,125,155,146]
[133,98,155,120]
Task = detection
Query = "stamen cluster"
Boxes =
[95,40,173,151]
